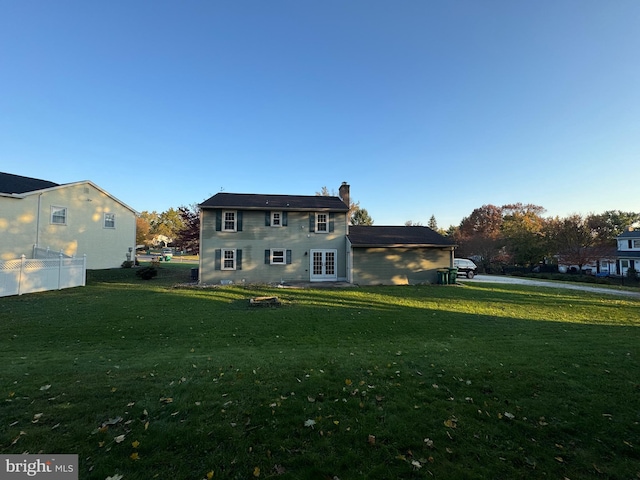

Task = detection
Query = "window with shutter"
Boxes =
[221,248,236,270]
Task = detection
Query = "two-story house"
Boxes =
[198,183,456,285]
[0,172,137,269]
[617,227,640,276]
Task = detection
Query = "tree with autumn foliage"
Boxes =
[546,214,613,272]
[175,204,200,254]
[500,203,548,267]
[455,204,506,271]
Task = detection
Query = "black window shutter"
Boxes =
[265,249,270,264]
[309,213,315,232]
[286,249,292,264]
[329,212,335,232]
[282,212,288,226]
[265,211,271,226]
[214,249,221,270]
[215,210,222,231]
[237,249,242,270]
[237,211,243,231]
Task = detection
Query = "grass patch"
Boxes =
[1,265,639,479]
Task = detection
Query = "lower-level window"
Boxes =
[271,249,285,264]
[222,248,236,270]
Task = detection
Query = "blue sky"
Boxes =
[2,1,639,228]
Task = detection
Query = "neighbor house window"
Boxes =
[621,260,630,268]
[223,211,237,231]
[633,240,640,249]
[222,248,236,270]
[272,212,282,227]
[104,213,116,228]
[316,213,328,232]
[51,206,67,225]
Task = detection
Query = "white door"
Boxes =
[310,249,337,281]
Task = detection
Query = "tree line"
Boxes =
[448,205,639,272]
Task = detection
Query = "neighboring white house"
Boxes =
[0,172,137,269]
[617,227,640,276]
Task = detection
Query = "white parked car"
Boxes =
[453,258,478,278]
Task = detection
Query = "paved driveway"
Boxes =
[459,274,640,298]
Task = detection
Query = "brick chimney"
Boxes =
[339,182,350,207]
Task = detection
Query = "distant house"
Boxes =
[617,227,640,276]
[198,183,456,285]
[557,246,619,276]
[0,172,137,269]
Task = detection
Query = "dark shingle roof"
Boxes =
[0,172,59,194]
[348,226,455,247]
[618,229,640,239]
[618,251,640,259]
[200,192,349,211]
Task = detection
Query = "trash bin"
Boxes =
[437,269,449,285]
[164,255,171,262]
[190,268,199,281]
[448,268,458,284]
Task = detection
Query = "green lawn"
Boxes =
[1,264,639,479]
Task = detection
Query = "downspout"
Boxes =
[35,193,43,253]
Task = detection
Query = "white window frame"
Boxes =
[315,213,328,233]
[51,206,67,225]
[222,210,237,232]
[271,211,282,227]
[633,240,640,249]
[271,248,286,265]
[221,248,236,270]
[104,213,116,229]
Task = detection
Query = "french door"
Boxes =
[310,249,337,281]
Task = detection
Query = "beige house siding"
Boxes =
[350,247,451,285]
[0,182,136,269]
[199,209,348,284]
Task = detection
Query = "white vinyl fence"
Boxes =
[0,255,86,297]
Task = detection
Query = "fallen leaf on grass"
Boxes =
[32,413,43,423]
[253,466,260,477]
[444,418,457,428]
[132,440,140,448]
[368,435,376,445]
[106,475,124,480]
[130,452,140,460]
[114,435,126,443]
[11,431,26,445]
[40,384,51,391]
[273,464,286,475]
[206,471,214,479]
[304,419,316,427]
